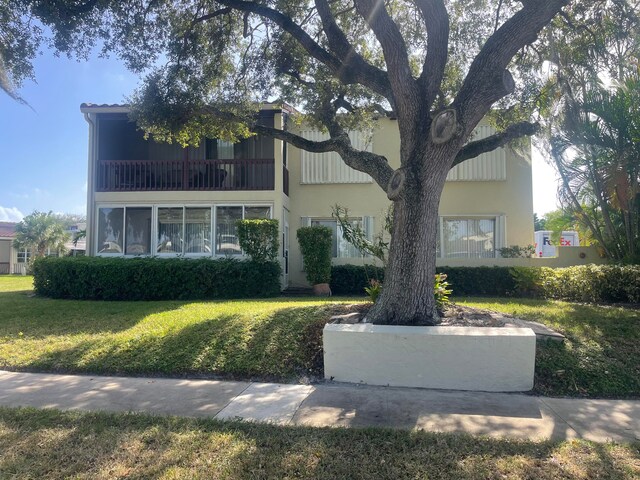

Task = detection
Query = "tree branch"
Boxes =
[454,0,568,131]
[453,121,539,166]
[353,0,419,118]
[415,0,449,109]
[215,0,391,97]
[314,0,392,99]
[201,105,394,190]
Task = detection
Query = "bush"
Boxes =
[297,226,333,285]
[538,264,640,303]
[236,219,279,262]
[330,264,385,295]
[435,266,517,296]
[32,256,281,300]
[330,263,640,304]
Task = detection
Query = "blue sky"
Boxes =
[0,48,560,222]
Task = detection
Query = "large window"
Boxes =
[98,204,271,257]
[125,208,152,255]
[185,208,212,253]
[97,206,151,255]
[97,207,124,254]
[215,205,271,255]
[440,217,495,258]
[311,218,367,258]
[157,207,184,254]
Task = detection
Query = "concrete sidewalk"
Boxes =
[0,370,638,443]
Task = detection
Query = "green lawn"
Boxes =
[0,276,360,381]
[1,407,638,479]
[0,276,638,397]
[460,298,640,398]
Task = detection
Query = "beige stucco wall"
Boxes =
[286,117,535,286]
[437,245,607,268]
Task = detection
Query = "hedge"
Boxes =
[330,264,640,304]
[32,256,282,300]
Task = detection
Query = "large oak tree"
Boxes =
[2,0,569,325]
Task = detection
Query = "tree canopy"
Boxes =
[1,0,570,324]
[537,1,640,261]
[13,211,70,258]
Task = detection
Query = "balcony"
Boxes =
[96,159,275,192]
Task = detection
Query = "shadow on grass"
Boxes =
[18,305,332,380]
[1,407,638,479]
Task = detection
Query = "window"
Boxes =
[215,205,271,255]
[97,207,124,253]
[311,218,368,258]
[216,206,243,255]
[440,218,495,258]
[185,208,212,254]
[125,208,152,255]
[157,207,184,254]
[17,248,31,263]
[98,203,271,257]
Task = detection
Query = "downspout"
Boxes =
[83,112,96,256]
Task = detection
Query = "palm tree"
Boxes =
[13,211,70,259]
[551,71,640,261]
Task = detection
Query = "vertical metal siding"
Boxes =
[300,130,373,184]
[447,125,507,181]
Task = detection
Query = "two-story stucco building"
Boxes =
[81,102,534,287]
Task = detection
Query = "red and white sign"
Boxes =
[534,231,579,257]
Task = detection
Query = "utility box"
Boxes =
[534,230,579,257]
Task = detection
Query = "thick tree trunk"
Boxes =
[366,160,449,326]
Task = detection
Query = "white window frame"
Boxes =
[214,204,273,257]
[183,205,215,257]
[96,203,273,258]
[438,215,502,259]
[95,204,126,257]
[308,216,370,259]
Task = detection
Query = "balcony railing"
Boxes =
[96,159,275,192]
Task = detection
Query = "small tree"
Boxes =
[236,219,279,262]
[297,226,332,286]
[13,211,69,259]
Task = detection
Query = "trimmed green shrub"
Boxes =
[297,226,332,285]
[330,264,385,295]
[435,266,516,296]
[236,219,279,262]
[32,256,281,300]
[538,264,640,303]
[330,263,640,304]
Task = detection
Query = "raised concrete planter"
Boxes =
[323,324,536,392]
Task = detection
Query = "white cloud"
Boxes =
[0,206,24,222]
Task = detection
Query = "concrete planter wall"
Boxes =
[323,324,536,392]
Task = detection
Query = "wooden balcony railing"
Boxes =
[96,159,275,192]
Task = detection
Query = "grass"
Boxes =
[0,276,638,397]
[0,407,638,479]
[458,298,640,398]
[0,276,360,381]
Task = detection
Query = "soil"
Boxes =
[328,303,510,327]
